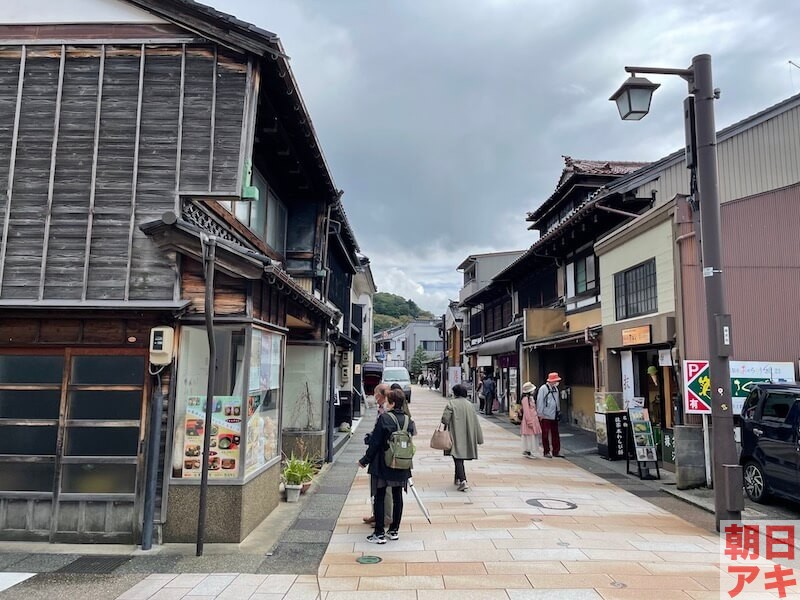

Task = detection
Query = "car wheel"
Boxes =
[743,460,768,503]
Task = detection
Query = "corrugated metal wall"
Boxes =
[679,183,800,363]
[637,103,800,207]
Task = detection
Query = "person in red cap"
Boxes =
[536,372,562,457]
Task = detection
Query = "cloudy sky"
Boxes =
[216,0,799,314]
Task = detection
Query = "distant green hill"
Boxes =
[373,292,435,333]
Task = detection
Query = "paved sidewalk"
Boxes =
[1,387,753,599]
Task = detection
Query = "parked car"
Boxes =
[740,383,800,503]
[382,366,412,402]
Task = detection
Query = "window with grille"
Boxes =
[614,259,657,320]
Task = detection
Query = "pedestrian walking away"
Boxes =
[441,383,484,491]
[519,381,543,458]
[358,388,416,544]
[536,372,562,457]
[482,372,496,416]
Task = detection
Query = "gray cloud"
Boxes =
[216,0,800,314]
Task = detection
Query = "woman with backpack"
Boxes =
[519,381,542,458]
[441,384,483,491]
[358,388,416,544]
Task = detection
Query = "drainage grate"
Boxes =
[58,555,130,574]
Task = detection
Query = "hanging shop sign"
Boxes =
[621,325,651,346]
[683,360,712,414]
[183,395,242,479]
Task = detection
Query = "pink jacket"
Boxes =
[520,395,542,436]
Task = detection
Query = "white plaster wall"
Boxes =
[599,219,675,326]
[5,0,167,24]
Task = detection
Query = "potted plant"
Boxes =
[282,454,317,502]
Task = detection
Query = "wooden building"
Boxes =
[0,0,362,544]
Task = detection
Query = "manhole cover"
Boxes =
[526,498,577,510]
[58,555,130,574]
[356,556,382,564]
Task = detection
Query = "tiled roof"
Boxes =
[528,156,649,223]
[562,156,649,178]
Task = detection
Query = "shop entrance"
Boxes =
[0,349,148,542]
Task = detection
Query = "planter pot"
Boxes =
[285,484,302,503]
[301,481,312,494]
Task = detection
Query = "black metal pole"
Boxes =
[326,344,335,462]
[196,235,217,556]
[141,373,163,550]
[691,54,741,529]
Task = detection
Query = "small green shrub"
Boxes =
[282,454,318,486]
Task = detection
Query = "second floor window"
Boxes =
[614,258,657,321]
[230,169,288,256]
[574,254,597,295]
[422,341,443,352]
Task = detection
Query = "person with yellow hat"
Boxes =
[536,372,562,457]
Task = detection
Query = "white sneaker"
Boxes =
[457,480,469,491]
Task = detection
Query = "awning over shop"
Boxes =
[476,334,521,356]
[523,327,600,350]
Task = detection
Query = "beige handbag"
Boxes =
[430,423,452,451]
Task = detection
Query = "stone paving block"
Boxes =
[323,563,406,578]
[282,582,319,600]
[435,548,513,562]
[509,548,588,562]
[317,576,358,591]
[118,577,171,600]
[596,589,694,600]
[526,573,613,589]
[611,575,707,590]
[507,590,602,600]
[356,575,444,590]
[324,591,416,600]
[186,574,236,596]
[147,588,193,600]
[417,591,510,600]
[442,573,532,589]
[561,561,651,575]
[165,575,207,588]
[253,574,296,594]
[483,561,569,575]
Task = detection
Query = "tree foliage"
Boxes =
[409,345,428,377]
[374,292,434,320]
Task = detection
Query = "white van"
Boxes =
[382,366,412,402]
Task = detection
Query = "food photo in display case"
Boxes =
[182,395,242,479]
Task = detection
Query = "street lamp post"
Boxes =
[611,54,743,530]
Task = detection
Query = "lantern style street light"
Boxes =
[609,76,661,120]
[611,55,743,530]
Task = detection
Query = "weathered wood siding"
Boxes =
[0,44,248,302]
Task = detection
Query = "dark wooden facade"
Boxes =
[0,1,353,544]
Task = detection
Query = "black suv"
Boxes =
[740,383,800,503]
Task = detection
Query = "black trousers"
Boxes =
[453,457,466,482]
[373,485,403,535]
